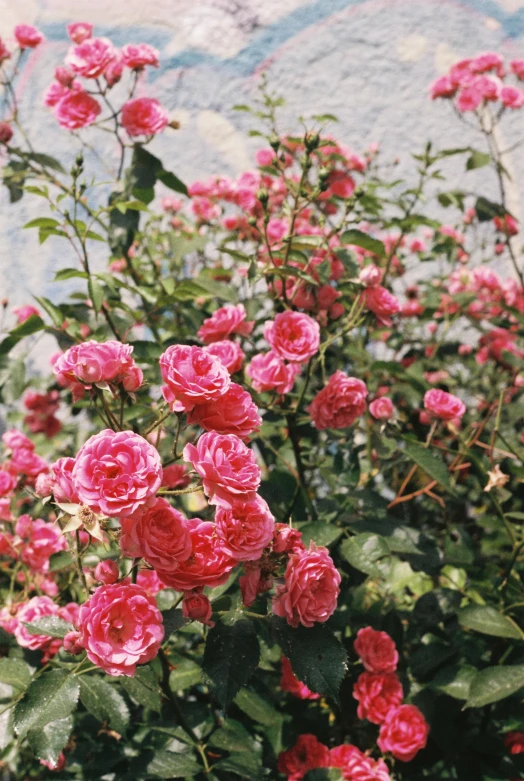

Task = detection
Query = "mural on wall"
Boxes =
[0,0,524,311]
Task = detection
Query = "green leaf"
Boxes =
[34,296,64,328]
[13,669,80,738]
[9,314,45,339]
[54,268,89,281]
[304,771,343,781]
[49,550,74,571]
[404,440,451,490]
[23,616,74,639]
[233,688,281,727]
[23,217,60,230]
[147,748,201,778]
[108,190,140,254]
[193,276,238,303]
[162,608,190,638]
[203,619,260,709]
[466,665,524,708]
[88,278,105,315]
[458,605,523,640]
[27,152,66,173]
[209,719,258,753]
[466,150,491,170]
[299,522,343,548]
[119,665,162,712]
[27,716,73,766]
[475,196,506,222]
[79,677,130,735]
[214,752,264,780]
[340,533,390,576]
[0,659,31,691]
[169,659,203,691]
[172,280,211,302]
[158,169,189,196]
[340,229,385,257]
[430,664,477,700]
[131,146,188,201]
[269,618,347,700]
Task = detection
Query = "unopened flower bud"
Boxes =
[94,559,119,584]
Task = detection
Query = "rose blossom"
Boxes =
[50,457,80,503]
[121,43,159,69]
[120,497,192,571]
[0,122,13,144]
[12,304,40,323]
[505,731,524,755]
[104,54,124,87]
[11,448,48,478]
[72,429,162,517]
[157,519,235,591]
[161,463,190,489]
[53,340,142,397]
[197,303,254,343]
[264,311,320,363]
[94,559,119,584]
[0,466,17,497]
[280,656,320,700]
[67,22,94,44]
[247,351,302,394]
[204,340,245,374]
[369,397,394,420]
[66,37,116,78]
[188,382,261,439]
[354,627,398,674]
[54,90,102,130]
[277,734,329,781]
[0,38,11,63]
[353,671,404,724]
[273,543,341,628]
[182,591,213,626]
[120,97,169,137]
[159,344,230,413]
[359,264,383,287]
[501,85,524,109]
[13,596,60,651]
[424,388,466,421]
[363,285,400,325]
[136,568,165,595]
[272,523,306,554]
[215,495,275,561]
[14,25,44,49]
[308,371,368,430]
[183,431,261,507]
[329,745,391,781]
[377,704,429,762]
[2,429,34,451]
[16,515,67,573]
[78,581,164,676]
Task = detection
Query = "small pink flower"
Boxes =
[369,397,394,420]
[277,734,329,781]
[2,429,34,451]
[247,351,301,395]
[63,630,83,655]
[67,22,94,44]
[157,519,235,591]
[0,122,13,144]
[121,43,159,69]
[204,340,245,374]
[66,37,116,78]
[430,75,456,99]
[183,431,261,508]
[363,286,400,325]
[308,371,368,430]
[280,656,320,700]
[256,148,276,166]
[14,25,44,49]
[120,97,169,137]
[198,303,254,343]
[187,382,261,439]
[53,340,142,395]
[14,596,60,651]
[104,54,124,86]
[54,90,102,130]
[353,671,404,724]
[329,744,390,781]
[0,38,11,63]
[182,591,213,626]
[49,457,79,503]
[136,568,165,595]
[272,543,340,628]
[215,494,274,561]
[377,704,429,762]
[16,515,67,573]
[456,84,483,111]
[120,497,192,571]
[94,559,119,584]
[354,626,399,674]
[79,581,164,676]
[501,85,524,109]
[511,59,524,80]
[12,304,40,323]
[73,429,162,517]
[424,388,465,421]
[11,448,48,478]
[265,311,320,363]
[359,264,383,287]
[159,344,231,413]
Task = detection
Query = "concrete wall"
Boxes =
[1,0,524,313]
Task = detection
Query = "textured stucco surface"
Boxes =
[0,0,524,313]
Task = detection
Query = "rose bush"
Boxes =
[0,24,523,780]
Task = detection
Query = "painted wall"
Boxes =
[1,0,524,315]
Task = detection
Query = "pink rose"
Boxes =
[239,562,273,607]
[136,568,165,595]
[0,38,11,64]
[72,429,162,516]
[12,304,40,323]
[54,90,102,130]
[511,59,524,80]
[430,75,456,99]
[161,464,190,490]
[272,523,306,554]
[204,340,245,374]
[354,626,399,674]
[159,344,231,413]
[308,371,368,430]
[277,734,329,781]
[369,397,394,420]
[363,286,400,326]
[329,744,390,781]
[104,53,124,86]
[121,43,159,69]
[120,97,169,137]
[0,122,13,144]
[11,448,48,478]
[0,466,17,497]
[359,264,383,287]
[14,596,60,651]
[280,656,320,700]
[247,351,302,394]
[377,704,429,762]
[50,457,80,503]
[353,671,404,724]
[63,630,83,655]
[157,519,235,591]
[78,581,164,676]
[197,303,254,343]
[501,85,524,109]
[183,431,261,507]
[456,84,483,111]
[120,497,192,571]
[272,543,340,628]
[16,515,67,573]
[264,311,320,363]
[182,591,213,626]
[67,22,94,44]
[14,25,44,49]
[66,37,116,78]
[2,429,34,451]
[187,382,261,439]
[215,495,274,561]
[53,340,142,396]
[424,389,465,421]
[94,559,119,584]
